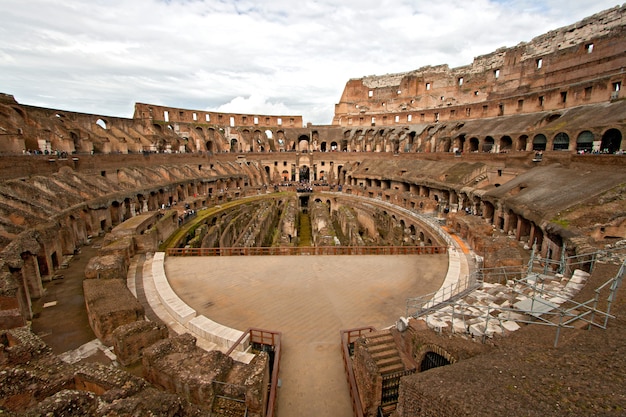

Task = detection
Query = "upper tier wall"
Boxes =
[333,5,626,126]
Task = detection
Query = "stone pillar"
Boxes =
[22,254,43,299]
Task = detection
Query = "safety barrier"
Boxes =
[167,245,448,256]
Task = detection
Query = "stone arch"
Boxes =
[298,135,310,152]
[500,136,512,152]
[453,134,465,153]
[533,134,547,151]
[330,141,338,151]
[553,132,570,151]
[413,344,456,372]
[517,135,528,151]
[576,131,594,153]
[601,128,622,153]
[96,119,107,130]
[469,137,479,152]
[299,165,310,182]
[230,138,238,152]
[483,136,494,153]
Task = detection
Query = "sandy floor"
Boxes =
[166,254,448,417]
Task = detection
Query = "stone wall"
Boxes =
[142,333,269,415]
[83,279,145,345]
[333,5,626,126]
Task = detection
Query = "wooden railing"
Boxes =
[226,328,282,417]
[340,326,377,417]
[167,245,447,257]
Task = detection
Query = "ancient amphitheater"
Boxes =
[1,5,626,417]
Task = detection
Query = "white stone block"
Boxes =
[501,320,521,332]
[469,323,485,337]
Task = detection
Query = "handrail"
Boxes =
[226,327,282,417]
[167,245,448,256]
[340,326,376,417]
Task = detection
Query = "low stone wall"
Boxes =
[142,333,269,415]
[112,320,169,366]
[83,279,144,345]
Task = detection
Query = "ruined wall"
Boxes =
[83,279,144,345]
[333,5,626,126]
[309,200,337,246]
[142,333,269,415]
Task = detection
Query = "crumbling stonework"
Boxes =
[0,327,206,416]
[112,320,169,367]
[83,279,144,345]
[0,6,624,417]
[143,333,269,416]
[84,253,128,280]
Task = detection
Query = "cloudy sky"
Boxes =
[0,0,620,125]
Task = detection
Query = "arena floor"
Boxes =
[165,254,449,417]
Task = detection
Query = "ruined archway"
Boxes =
[420,351,451,372]
[482,136,494,153]
[601,128,622,153]
[469,137,479,152]
[298,135,310,153]
[500,136,512,152]
[299,165,310,182]
[553,132,570,151]
[576,131,594,153]
[533,134,547,151]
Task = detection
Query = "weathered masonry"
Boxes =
[0,4,625,417]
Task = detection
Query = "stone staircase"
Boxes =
[366,331,404,375]
[364,330,413,417]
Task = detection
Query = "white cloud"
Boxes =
[0,0,620,124]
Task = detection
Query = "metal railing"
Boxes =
[411,251,625,347]
[168,245,448,256]
[405,272,481,318]
[226,327,282,417]
[340,326,377,417]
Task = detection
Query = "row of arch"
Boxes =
[448,129,623,154]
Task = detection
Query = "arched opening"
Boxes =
[553,132,570,151]
[453,134,465,153]
[533,134,547,151]
[320,142,327,152]
[281,170,289,182]
[298,135,310,153]
[206,140,214,153]
[601,128,622,153]
[330,141,338,151]
[517,135,528,151]
[299,165,310,182]
[500,136,512,152]
[469,137,479,152]
[230,139,238,152]
[96,119,107,130]
[420,351,451,372]
[482,136,494,153]
[576,131,594,153]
